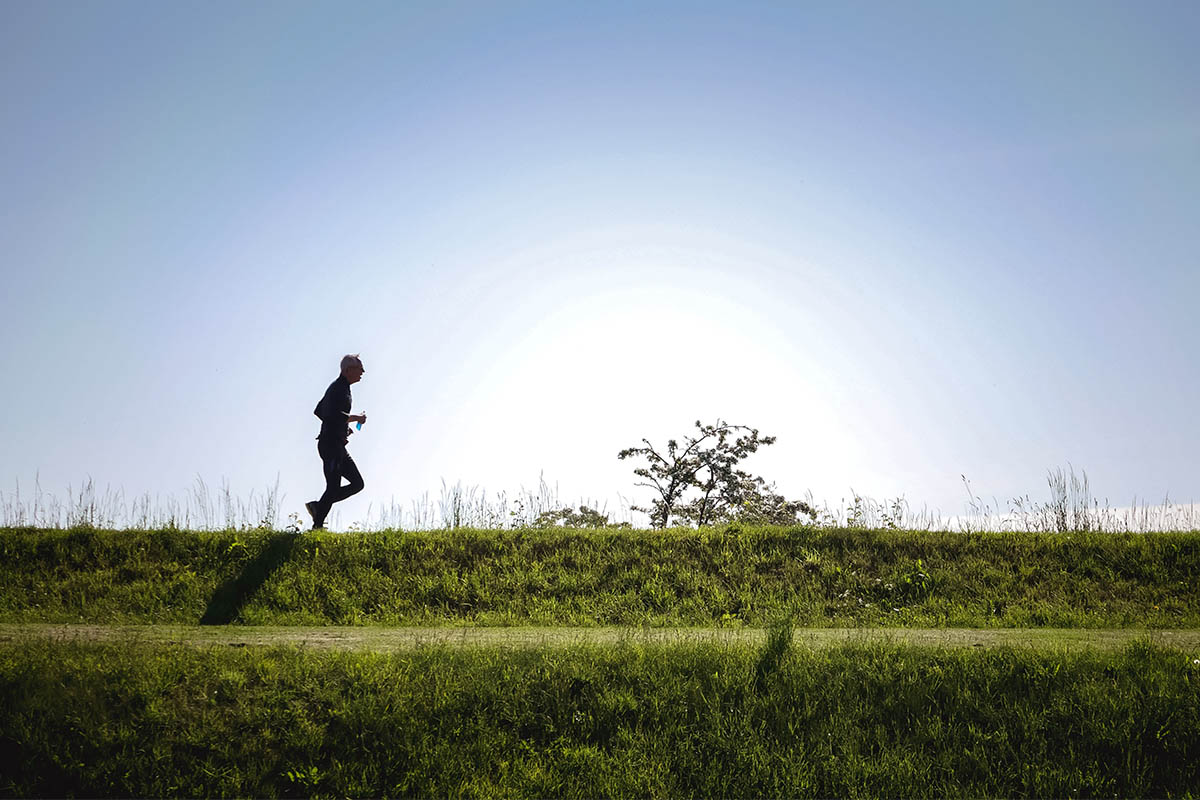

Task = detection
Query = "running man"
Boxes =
[306,354,367,530]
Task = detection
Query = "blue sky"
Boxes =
[2,0,1197,527]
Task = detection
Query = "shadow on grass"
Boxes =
[200,533,299,625]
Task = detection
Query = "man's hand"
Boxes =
[343,412,367,424]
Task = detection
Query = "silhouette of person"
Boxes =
[306,354,367,530]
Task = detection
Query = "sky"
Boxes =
[2,0,1198,528]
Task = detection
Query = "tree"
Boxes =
[618,419,785,528]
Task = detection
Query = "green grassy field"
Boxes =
[3,524,1198,797]
[2,525,1198,627]
[2,635,1198,798]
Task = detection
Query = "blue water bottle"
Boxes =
[356,411,365,431]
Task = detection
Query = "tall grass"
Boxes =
[2,465,1195,533]
[370,474,633,532]
[959,465,1199,534]
[0,473,632,533]
[0,474,285,531]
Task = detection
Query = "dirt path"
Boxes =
[3,624,1200,651]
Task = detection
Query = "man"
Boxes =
[306,354,367,530]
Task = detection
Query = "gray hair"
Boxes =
[340,353,362,372]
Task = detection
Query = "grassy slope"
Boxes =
[2,637,1199,798]
[1,525,1198,627]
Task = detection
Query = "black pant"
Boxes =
[314,438,364,525]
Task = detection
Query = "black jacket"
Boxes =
[314,375,352,443]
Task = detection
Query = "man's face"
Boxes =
[345,362,365,384]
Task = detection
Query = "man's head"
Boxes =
[340,354,365,384]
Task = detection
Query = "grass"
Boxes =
[5,470,1197,797]
[13,623,1200,652]
[5,503,1198,796]
[2,524,1199,627]
[2,636,1198,798]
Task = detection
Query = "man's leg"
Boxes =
[314,444,364,528]
[328,450,365,505]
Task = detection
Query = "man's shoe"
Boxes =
[305,501,324,530]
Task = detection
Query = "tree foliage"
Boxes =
[532,505,631,529]
[618,419,815,529]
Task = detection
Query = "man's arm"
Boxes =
[314,383,346,422]
[314,381,365,424]
[315,401,365,425]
